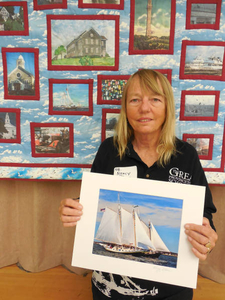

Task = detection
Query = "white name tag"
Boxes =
[113,166,137,178]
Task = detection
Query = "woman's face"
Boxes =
[126,75,166,139]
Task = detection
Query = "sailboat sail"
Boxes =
[95,202,170,255]
[62,86,74,107]
[135,212,156,250]
[150,222,170,252]
[95,207,121,244]
[120,207,135,246]
[140,219,169,252]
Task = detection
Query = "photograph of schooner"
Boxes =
[52,84,89,112]
[93,189,181,267]
[72,172,206,286]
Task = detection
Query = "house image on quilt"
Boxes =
[191,4,216,24]
[8,55,35,94]
[66,27,107,58]
[0,7,10,22]
[0,6,19,31]
[0,6,10,31]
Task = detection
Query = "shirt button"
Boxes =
[146,174,150,178]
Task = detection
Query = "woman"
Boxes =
[59,69,218,300]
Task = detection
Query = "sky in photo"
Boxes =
[185,45,224,63]
[185,95,215,106]
[6,52,35,76]
[134,0,171,36]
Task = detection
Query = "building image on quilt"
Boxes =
[8,55,35,95]
[66,27,107,58]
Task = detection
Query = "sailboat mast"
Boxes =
[118,192,122,242]
[63,91,67,106]
[148,221,152,240]
[133,209,137,249]
[66,85,69,106]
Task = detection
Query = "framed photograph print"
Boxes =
[78,0,124,10]
[101,108,120,141]
[33,0,67,11]
[0,1,29,36]
[49,79,93,116]
[183,134,214,160]
[2,47,40,100]
[129,0,176,55]
[47,14,119,71]
[180,91,220,121]
[97,75,130,105]
[180,40,225,81]
[186,0,222,30]
[72,172,206,288]
[30,123,74,158]
[0,108,21,144]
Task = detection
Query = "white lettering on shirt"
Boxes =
[169,167,192,184]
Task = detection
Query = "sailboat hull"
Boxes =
[102,244,145,254]
[134,251,161,258]
[99,243,161,257]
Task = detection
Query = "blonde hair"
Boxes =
[114,69,176,167]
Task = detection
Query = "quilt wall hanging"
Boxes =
[0,0,225,184]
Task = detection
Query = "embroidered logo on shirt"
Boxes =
[168,167,192,184]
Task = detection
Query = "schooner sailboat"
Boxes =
[56,85,88,112]
[95,193,171,257]
[61,85,76,109]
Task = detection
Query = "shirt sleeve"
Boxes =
[91,137,115,174]
[91,144,105,173]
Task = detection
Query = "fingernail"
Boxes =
[185,224,190,229]
[188,236,193,242]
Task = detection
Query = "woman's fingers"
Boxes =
[59,198,83,227]
[185,217,218,260]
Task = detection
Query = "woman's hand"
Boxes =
[185,217,218,260]
[59,198,83,227]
